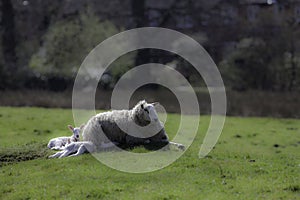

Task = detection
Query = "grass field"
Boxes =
[0,107,299,199]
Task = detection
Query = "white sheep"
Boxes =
[82,100,184,150]
[47,124,84,150]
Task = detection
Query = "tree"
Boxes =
[29,8,135,90]
[220,38,275,91]
[30,10,116,77]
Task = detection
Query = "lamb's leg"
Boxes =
[68,145,87,157]
[58,149,73,158]
[58,144,78,158]
[49,151,65,158]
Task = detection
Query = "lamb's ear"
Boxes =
[141,103,144,109]
[68,125,74,131]
[151,102,159,107]
[80,124,85,130]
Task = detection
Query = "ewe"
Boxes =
[82,100,184,150]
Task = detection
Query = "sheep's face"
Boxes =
[141,102,159,123]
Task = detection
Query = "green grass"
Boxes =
[0,107,299,199]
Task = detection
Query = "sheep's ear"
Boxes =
[141,103,144,109]
[151,102,159,107]
[68,125,74,131]
[80,124,85,130]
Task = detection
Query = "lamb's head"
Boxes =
[133,100,160,124]
[68,124,85,141]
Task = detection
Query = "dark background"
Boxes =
[0,0,299,117]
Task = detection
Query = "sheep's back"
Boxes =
[97,110,131,143]
[82,110,132,145]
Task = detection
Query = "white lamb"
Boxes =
[47,124,84,150]
[48,141,96,158]
[48,127,116,158]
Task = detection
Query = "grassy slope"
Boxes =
[0,107,299,199]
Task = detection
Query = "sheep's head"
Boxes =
[68,124,85,141]
[135,100,159,124]
[132,100,168,142]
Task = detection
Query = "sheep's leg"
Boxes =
[126,135,146,146]
[58,150,71,158]
[169,142,185,150]
[100,142,117,149]
[68,145,87,157]
[59,143,78,158]
[49,151,65,158]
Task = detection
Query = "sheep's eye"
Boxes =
[144,108,149,113]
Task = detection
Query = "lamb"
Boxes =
[47,124,84,150]
[48,141,96,158]
[48,125,117,158]
[82,100,184,151]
